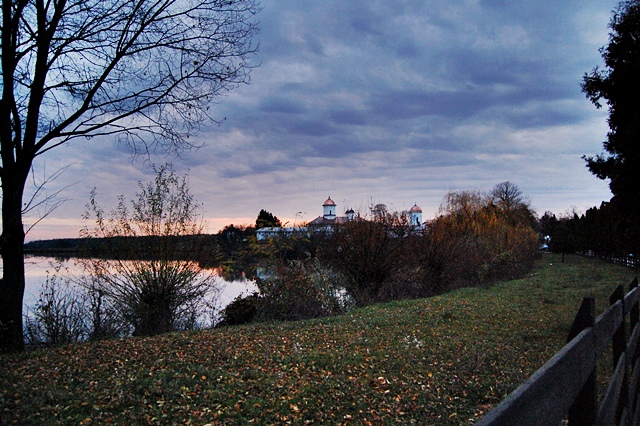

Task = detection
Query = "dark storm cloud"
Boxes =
[368,89,493,120]
[330,109,370,126]
[217,0,617,166]
[260,96,307,115]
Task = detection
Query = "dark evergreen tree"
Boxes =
[255,209,282,229]
[582,1,640,237]
[538,211,558,236]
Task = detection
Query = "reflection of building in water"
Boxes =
[256,196,425,240]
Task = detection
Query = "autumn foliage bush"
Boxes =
[322,212,417,306]
[254,259,351,322]
[417,185,539,293]
[321,183,539,305]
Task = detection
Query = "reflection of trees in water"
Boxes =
[24,233,254,280]
[78,257,220,336]
[21,256,255,347]
[75,165,223,337]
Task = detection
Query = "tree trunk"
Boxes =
[0,171,28,353]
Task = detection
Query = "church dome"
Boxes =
[323,197,336,206]
[409,203,422,213]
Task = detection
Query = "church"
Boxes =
[306,197,354,232]
[256,197,424,241]
[307,196,423,229]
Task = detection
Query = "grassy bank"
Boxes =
[1,254,636,425]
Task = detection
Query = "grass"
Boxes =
[0,253,637,425]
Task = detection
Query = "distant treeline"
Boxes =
[24,225,258,275]
[24,238,88,255]
[26,235,206,256]
[540,201,640,258]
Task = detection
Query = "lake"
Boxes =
[11,255,257,314]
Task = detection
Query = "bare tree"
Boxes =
[490,181,537,228]
[22,164,73,236]
[325,209,417,306]
[490,181,527,211]
[0,0,259,351]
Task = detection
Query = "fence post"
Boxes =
[629,278,640,421]
[630,278,639,345]
[610,284,629,424]
[566,297,596,426]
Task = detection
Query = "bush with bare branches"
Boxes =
[322,209,419,306]
[23,266,88,347]
[78,165,220,336]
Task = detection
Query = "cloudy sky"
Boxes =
[26,0,617,241]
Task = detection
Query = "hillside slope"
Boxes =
[1,254,636,425]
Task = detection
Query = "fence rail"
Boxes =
[476,277,640,426]
[583,251,640,270]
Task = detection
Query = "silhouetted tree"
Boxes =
[538,211,558,246]
[546,202,636,257]
[548,212,582,258]
[490,181,526,211]
[0,0,260,352]
[256,209,282,229]
[582,0,640,249]
[490,181,537,228]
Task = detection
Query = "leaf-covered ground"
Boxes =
[1,254,636,425]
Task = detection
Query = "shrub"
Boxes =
[79,165,220,336]
[217,292,261,326]
[83,276,131,340]
[255,259,351,322]
[322,211,417,306]
[23,267,88,347]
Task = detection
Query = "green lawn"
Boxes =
[1,253,636,425]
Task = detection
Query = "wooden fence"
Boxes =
[476,278,640,426]
[582,251,640,270]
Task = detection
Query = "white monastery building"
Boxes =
[306,197,353,232]
[256,197,424,241]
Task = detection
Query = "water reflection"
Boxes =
[20,255,257,312]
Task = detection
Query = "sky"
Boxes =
[24,0,617,241]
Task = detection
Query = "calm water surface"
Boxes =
[11,255,257,311]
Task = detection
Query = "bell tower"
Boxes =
[409,203,423,227]
[323,196,336,220]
